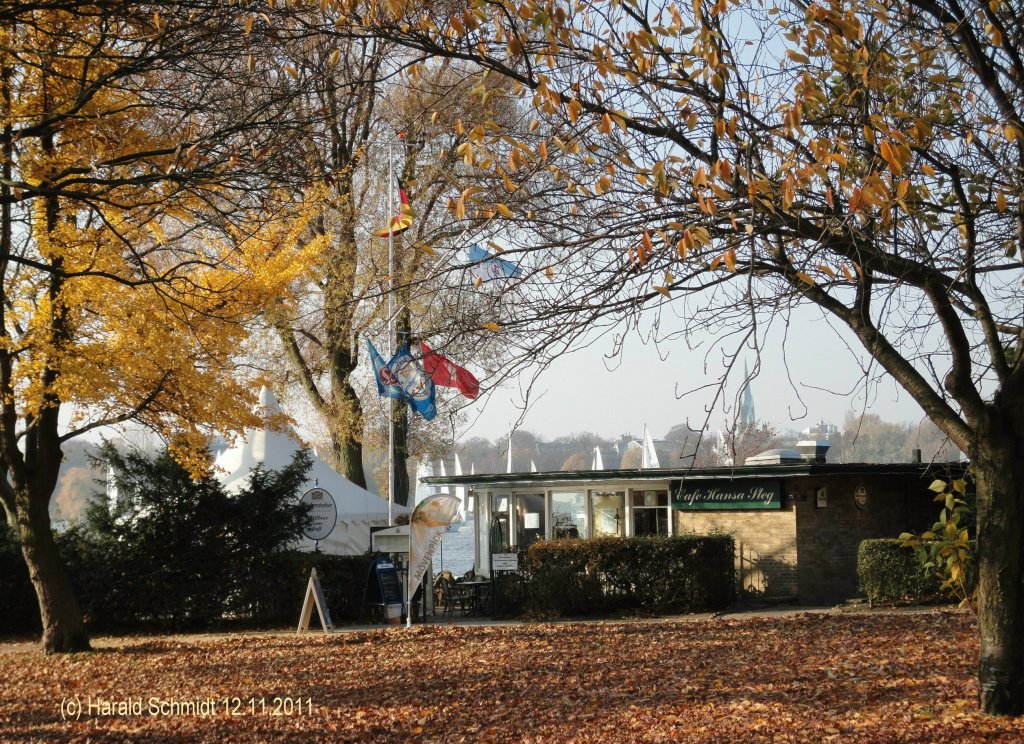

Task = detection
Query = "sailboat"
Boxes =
[448,453,469,532]
[433,458,459,532]
[413,458,434,507]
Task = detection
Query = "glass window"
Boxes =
[490,493,511,552]
[631,490,669,536]
[515,493,546,547]
[591,491,625,537]
[551,491,586,538]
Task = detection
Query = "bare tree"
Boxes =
[339,0,1024,714]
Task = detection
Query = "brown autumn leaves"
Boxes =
[2,610,1023,742]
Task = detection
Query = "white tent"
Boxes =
[216,387,405,555]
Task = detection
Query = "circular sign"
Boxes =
[854,484,868,510]
[300,488,337,541]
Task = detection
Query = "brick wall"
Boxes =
[791,474,938,604]
[674,472,941,604]
[675,507,798,598]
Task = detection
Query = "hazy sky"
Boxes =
[456,303,930,443]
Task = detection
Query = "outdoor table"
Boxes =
[460,578,491,616]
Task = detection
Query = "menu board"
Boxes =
[374,559,403,606]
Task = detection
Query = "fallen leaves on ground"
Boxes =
[1,610,1022,742]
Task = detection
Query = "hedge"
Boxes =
[0,525,40,635]
[516,534,735,618]
[857,538,977,605]
[0,523,383,635]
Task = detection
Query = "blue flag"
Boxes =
[387,345,437,421]
[367,339,403,399]
[467,243,523,282]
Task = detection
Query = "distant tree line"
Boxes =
[446,413,960,475]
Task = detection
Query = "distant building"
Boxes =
[802,421,840,441]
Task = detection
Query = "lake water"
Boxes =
[434,521,475,577]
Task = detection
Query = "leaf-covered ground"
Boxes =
[2,610,1023,742]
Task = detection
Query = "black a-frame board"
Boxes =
[359,556,404,623]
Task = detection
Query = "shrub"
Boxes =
[5,445,322,635]
[519,534,734,618]
[0,524,39,634]
[899,474,977,612]
[856,538,977,605]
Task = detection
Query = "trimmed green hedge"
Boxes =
[857,538,977,605]
[0,522,384,634]
[517,534,734,618]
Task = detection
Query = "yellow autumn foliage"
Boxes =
[1,7,324,470]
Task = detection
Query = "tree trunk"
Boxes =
[974,404,1024,715]
[322,181,367,489]
[329,408,367,490]
[15,486,89,653]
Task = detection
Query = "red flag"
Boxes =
[418,341,480,399]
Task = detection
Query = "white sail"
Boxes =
[592,446,604,470]
[414,459,434,506]
[642,424,661,468]
[715,430,732,467]
[507,423,513,473]
[436,459,447,494]
[453,453,466,519]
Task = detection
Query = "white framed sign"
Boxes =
[300,487,337,541]
[492,553,519,571]
[816,488,828,508]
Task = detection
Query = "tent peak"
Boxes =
[258,385,282,415]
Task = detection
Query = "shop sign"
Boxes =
[300,488,337,541]
[671,479,783,510]
[492,553,519,571]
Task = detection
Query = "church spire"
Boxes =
[739,362,756,426]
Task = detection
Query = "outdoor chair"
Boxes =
[438,576,472,616]
[433,571,455,609]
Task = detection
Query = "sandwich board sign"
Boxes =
[360,557,404,625]
[297,567,334,633]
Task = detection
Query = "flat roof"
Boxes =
[422,461,967,488]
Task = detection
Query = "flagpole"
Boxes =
[387,142,395,528]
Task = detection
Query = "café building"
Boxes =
[425,442,964,604]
